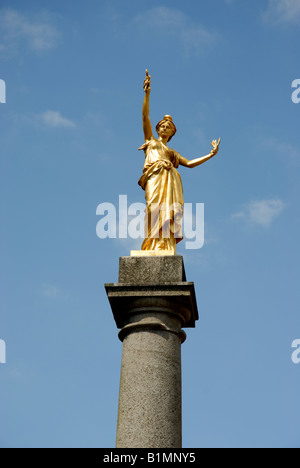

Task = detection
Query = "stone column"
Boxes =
[105,255,198,449]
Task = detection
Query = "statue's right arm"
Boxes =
[143,89,153,142]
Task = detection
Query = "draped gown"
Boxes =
[138,137,184,252]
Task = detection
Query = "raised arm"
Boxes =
[179,138,221,168]
[142,70,153,142]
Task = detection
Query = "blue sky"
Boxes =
[0,0,299,448]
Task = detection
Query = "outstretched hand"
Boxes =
[143,69,151,92]
[210,137,221,156]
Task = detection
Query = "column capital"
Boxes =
[105,255,199,331]
[105,282,198,330]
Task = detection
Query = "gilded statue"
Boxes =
[138,70,221,254]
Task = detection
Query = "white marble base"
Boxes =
[130,250,175,257]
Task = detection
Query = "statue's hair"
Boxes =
[156,115,177,142]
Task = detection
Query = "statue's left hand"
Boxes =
[210,138,221,156]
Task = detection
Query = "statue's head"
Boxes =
[156,115,177,142]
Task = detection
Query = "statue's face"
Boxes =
[157,121,174,140]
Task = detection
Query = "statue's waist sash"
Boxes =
[138,160,174,190]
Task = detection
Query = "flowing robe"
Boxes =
[138,137,184,252]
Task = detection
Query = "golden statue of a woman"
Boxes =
[138,70,220,254]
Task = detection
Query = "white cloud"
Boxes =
[135,6,187,31]
[134,6,218,54]
[262,137,300,166]
[42,283,60,299]
[263,0,300,25]
[38,110,76,128]
[232,199,285,228]
[0,8,60,53]
[42,283,69,300]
